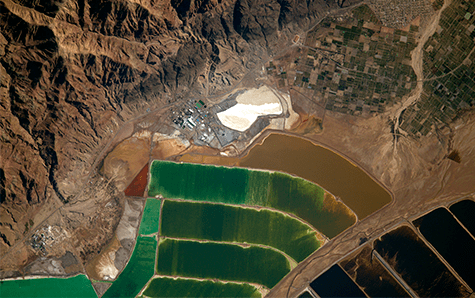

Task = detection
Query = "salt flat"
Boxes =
[217,86,282,132]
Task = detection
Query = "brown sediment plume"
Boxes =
[124,163,149,197]
[322,192,358,223]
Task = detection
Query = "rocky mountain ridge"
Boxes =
[0,0,359,265]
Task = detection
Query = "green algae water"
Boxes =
[149,161,248,204]
[245,170,271,206]
[138,198,161,235]
[0,274,96,298]
[156,239,290,289]
[149,160,355,238]
[161,200,322,262]
[103,236,157,298]
[141,277,261,298]
[267,172,355,238]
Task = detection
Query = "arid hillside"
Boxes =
[0,0,361,269]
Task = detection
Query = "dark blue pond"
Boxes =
[310,264,366,297]
[374,226,469,297]
[450,199,475,236]
[413,207,475,289]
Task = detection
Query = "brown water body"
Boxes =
[179,133,392,219]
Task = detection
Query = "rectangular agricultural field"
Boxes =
[267,172,356,238]
[103,236,157,298]
[138,198,161,235]
[156,239,290,289]
[148,161,248,204]
[0,274,96,298]
[160,200,322,262]
[141,277,261,298]
[374,226,470,297]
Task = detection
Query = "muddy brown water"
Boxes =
[237,133,391,219]
[179,133,391,219]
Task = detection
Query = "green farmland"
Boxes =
[102,236,157,298]
[148,160,356,238]
[0,274,96,298]
[156,239,290,289]
[161,200,322,262]
[141,277,261,298]
[138,198,161,235]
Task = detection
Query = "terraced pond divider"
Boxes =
[374,226,470,297]
[141,276,261,298]
[340,246,411,297]
[160,200,323,262]
[102,236,157,298]
[156,238,290,289]
[148,160,356,238]
[449,199,475,236]
[413,207,475,289]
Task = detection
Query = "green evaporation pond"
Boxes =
[161,200,321,262]
[138,198,161,235]
[156,239,290,289]
[149,161,248,204]
[102,236,156,298]
[149,160,355,238]
[0,274,96,298]
[245,170,271,206]
[268,172,355,238]
[141,277,261,298]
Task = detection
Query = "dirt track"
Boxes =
[391,0,451,139]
